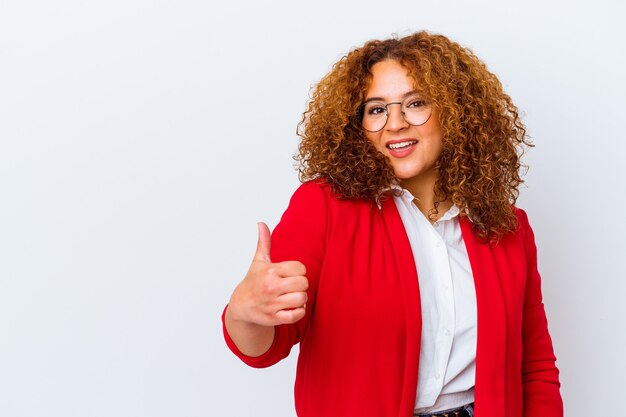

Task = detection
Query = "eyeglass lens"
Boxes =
[361,95,431,132]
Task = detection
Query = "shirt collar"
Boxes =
[391,185,461,221]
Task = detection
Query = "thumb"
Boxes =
[254,222,272,263]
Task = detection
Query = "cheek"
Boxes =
[432,139,444,158]
[365,132,383,151]
[422,128,444,158]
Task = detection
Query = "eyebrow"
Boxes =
[364,90,421,103]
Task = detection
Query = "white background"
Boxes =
[1,1,625,416]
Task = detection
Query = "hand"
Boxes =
[228,222,309,327]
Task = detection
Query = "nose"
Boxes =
[385,103,408,131]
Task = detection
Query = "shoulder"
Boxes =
[280,180,379,237]
[512,206,533,236]
[286,180,332,213]
[293,179,332,198]
[511,206,538,256]
[289,179,371,211]
[276,180,335,228]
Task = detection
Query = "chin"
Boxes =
[394,169,423,180]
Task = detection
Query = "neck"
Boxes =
[400,169,452,222]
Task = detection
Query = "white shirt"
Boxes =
[392,189,477,413]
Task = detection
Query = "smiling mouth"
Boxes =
[387,140,418,150]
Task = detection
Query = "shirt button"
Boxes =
[444,329,451,336]
[435,373,441,379]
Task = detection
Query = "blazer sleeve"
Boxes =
[222,181,328,368]
[517,208,564,416]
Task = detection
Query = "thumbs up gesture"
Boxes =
[227,222,309,327]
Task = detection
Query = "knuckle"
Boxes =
[284,261,305,275]
[260,280,276,295]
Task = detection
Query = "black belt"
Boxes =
[414,402,474,417]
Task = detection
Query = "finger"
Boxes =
[271,275,308,294]
[274,306,306,324]
[274,260,306,276]
[254,222,272,263]
[272,291,308,311]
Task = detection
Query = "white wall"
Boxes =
[1,0,624,416]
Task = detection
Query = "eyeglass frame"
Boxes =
[357,95,433,133]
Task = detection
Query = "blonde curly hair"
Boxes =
[296,31,531,242]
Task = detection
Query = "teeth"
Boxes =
[388,141,417,150]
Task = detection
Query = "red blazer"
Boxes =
[223,181,563,417]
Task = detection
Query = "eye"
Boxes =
[406,98,426,109]
[365,103,386,116]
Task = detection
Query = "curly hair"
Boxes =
[295,31,532,243]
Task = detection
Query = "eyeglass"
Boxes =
[359,94,432,133]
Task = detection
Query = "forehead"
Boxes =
[365,60,418,100]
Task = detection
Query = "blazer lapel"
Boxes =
[381,198,422,416]
[381,199,507,417]
[460,217,507,417]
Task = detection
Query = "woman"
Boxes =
[222,31,563,417]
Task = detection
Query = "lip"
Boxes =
[385,138,418,158]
